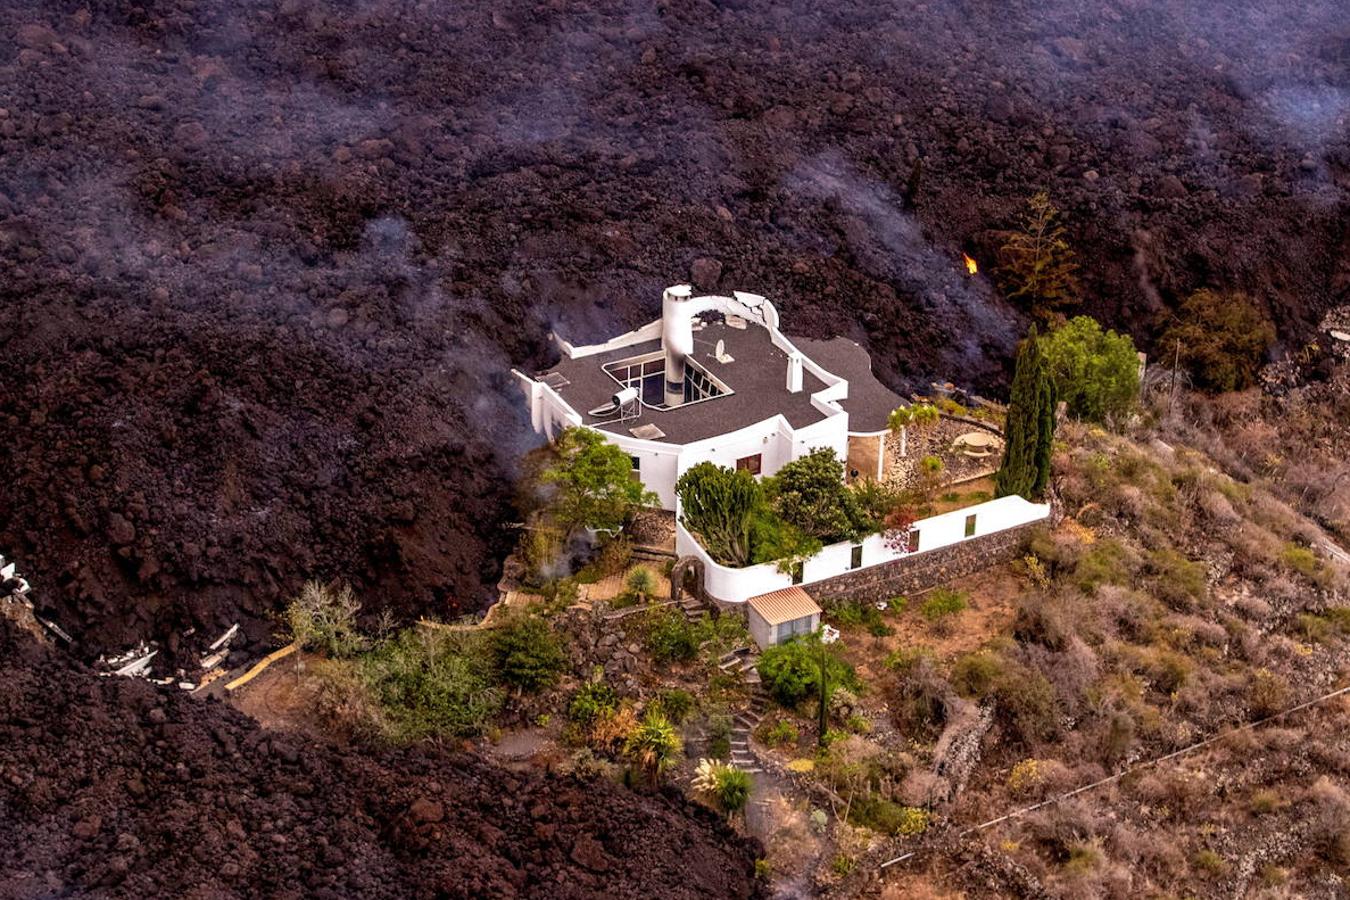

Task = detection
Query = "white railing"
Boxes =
[676,494,1051,604]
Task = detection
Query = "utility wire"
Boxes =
[879,682,1350,870]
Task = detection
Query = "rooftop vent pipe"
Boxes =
[662,284,694,407]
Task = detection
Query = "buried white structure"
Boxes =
[514,285,1051,605]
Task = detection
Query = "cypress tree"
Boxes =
[1032,368,1056,496]
[996,327,1053,499]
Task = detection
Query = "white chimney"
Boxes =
[662,284,694,406]
[786,351,803,393]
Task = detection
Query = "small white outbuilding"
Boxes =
[747,586,822,650]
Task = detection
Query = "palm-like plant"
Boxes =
[887,403,940,458]
[624,711,683,784]
[692,759,752,815]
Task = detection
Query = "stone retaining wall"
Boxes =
[804,521,1041,606]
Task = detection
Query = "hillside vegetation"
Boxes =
[859,405,1350,897]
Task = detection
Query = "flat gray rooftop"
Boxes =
[539,324,904,445]
[793,337,903,433]
[541,321,827,444]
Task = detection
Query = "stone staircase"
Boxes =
[716,647,769,773]
[680,593,708,623]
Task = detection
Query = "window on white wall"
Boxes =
[964,514,977,538]
[907,529,920,553]
[736,453,762,475]
[850,544,863,569]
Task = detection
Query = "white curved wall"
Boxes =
[677,494,1051,604]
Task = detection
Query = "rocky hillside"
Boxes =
[0,616,762,899]
[1,0,1346,662]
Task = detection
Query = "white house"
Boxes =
[514,285,1051,605]
[514,285,900,509]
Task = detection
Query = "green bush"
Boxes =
[884,646,934,674]
[850,797,929,836]
[624,711,683,784]
[757,636,857,708]
[952,651,1057,744]
[569,680,618,726]
[951,651,1005,697]
[1297,613,1332,643]
[656,688,695,724]
[626,566,658,599]
[489,615,567,692]
[1191,848,1228,875]
[706,713,733,760]
[1148,549,1209,609]
[760,719,800,748]
[1146,648,1193,694]
[644,608,703,663]
[1073,539,1134,592]
[830,600,892,636]
[284,580,368,658]
[712,765,752,813]
[359,628,503,741]
[1281,544,1320,579]
[921,588,968,624]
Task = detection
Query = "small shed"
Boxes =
[747,587,822,650]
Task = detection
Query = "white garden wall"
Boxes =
[677,494,1051,604]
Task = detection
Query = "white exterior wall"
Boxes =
[512,292,855,513]
[603,432,683,510]
[678,494,1051,605]
[516,376,583,440]
[748,609,774,650]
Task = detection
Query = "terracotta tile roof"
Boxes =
[747,586,822,626]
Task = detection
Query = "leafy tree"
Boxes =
[1160,289,1275,393]
[886,403,940,458]
[997,192,1081,319]
[283,580,368,658]
[1041,316,1139,423]
[624,710,683,784]
[676,462,763,567]
[540,427,657,536]
[996,327,1056,499]
[768,448,870,543]
[489,614,567,692]
[757,634,857,708]
[849,478,905,535]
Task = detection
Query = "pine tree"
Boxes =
[998,192,1081,321]
[996,327,1054,499]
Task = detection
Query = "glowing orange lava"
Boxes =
[963,253,978,276]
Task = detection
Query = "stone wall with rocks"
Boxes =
[804,522,1040,606]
